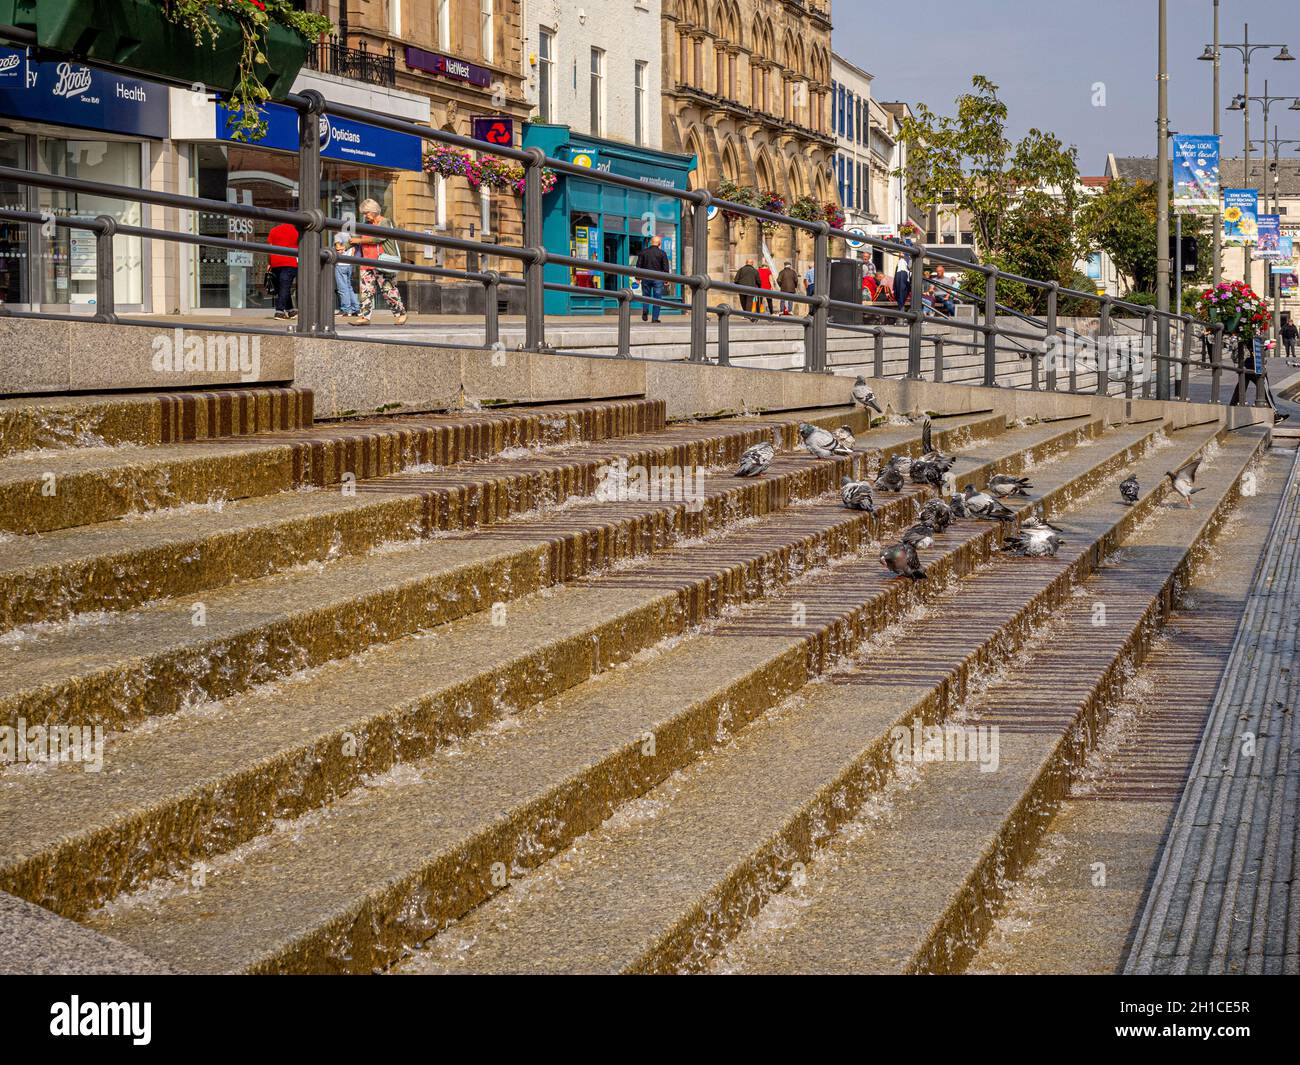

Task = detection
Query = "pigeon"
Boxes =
[910,457,952,490]
[799,422,849,459]
[901,521,938,550]
[962,484,1017,521]
[880,540,926,580]
[920,415,952,464]
[840,475,875,513]
[852,376,883,414]
[875,461,905,493]
[988,474,1033,499]
[918,498,953,532]
[833,426,857,453]
[1002,516,1065,557]
[948,492,972,518]
[736,440,774,477]
[1119,474,1140,505]
[1166,457,1203,508]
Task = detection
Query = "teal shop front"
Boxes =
[522,124,696,316]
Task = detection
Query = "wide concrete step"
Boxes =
[0,399,664,534]
[0,415,1045,919]
[0,404,897,631]
[0,386,314,459]
[712,431,1266,974]
[393,424,1228,974]
[67,419,1139,972]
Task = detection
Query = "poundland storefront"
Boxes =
[523,124,696,316]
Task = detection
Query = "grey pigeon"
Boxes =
[1165,457,1203,508]
[799,422,848,459]
[880,540,926,580]
[988,473,1033,499]
[948,492,971,518]
[920,415,952,464]
[833,426,857,453]
[918,498,953,531]
[901,521,938,550]
[1119,474,1139,504]
[875,462,905,493]
[736,440,774,477]
[840,475,875,513]
[962,484,1016,521]
[1002,516,1065,557]
[852,376,883,414]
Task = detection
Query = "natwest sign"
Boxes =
[405,46,492,88]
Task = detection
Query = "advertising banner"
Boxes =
[1253,214,1281,260]
[1172,134,1221,212]
[1222,188,1259,246]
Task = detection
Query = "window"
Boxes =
[634,61,648,145]
[437,0,450,48]
[480,0,494,63]
[538,28,555,123]
[589,48,605,136]
[388,0,401,36]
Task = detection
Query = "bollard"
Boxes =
[932,335,945,382]
[716,306,730,366]
[873,329,884,378]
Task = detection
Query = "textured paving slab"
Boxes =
[1125,446,1300,975]
[968,454,1290,974]
[0,890,175,975]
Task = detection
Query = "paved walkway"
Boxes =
[1125,444,1300,974]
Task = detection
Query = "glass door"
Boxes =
[0,133,30,307]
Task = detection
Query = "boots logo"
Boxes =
[0,53,20,77]
[319,113,332,151]
[53,62,93,99]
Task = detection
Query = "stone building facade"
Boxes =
[660,0,837,279]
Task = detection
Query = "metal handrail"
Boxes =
[0,84,1266,407]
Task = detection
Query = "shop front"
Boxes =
[174,98,424,312]
[522,124,696,316]
[0,46,168,313]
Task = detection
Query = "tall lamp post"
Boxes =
[1197,0,1222,287]
[1200,20,1294,292]
[1157,0,1170,400]
[1248,128,1300,340]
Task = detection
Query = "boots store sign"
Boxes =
[0,47,168,138]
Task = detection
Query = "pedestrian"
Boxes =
[804,263,815,296]
[634,235,671,322]
[333,236,360,319]
[348,198,407,326]
[266,220,299,320]
[758,261,775,315]
[893,258,911,311]
[1283,317,1298,360]
[863,270,880,301]
[777,260,799,315]
[734,258,759,313]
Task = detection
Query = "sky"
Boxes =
[832,0,1300,175]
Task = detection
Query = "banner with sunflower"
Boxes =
[1222,188,1259,247]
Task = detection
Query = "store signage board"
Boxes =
[472,117,514,147]
[217,101,422,172]
[0,46,169,138]
[405,47,493,88]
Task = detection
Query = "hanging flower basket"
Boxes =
[424,147,556,196]
[1193,280,1270,342]
[9,0,329,141]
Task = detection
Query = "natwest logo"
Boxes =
[53,62,93,99]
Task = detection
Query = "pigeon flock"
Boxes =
[730,383,1177,582]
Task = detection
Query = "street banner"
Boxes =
[1222,188,1258,246]
[1253,214,1281,260]
[1172,134,1221,212]
[1270,236,1294,273]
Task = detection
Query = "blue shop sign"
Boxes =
[0,47,169,138]
[218,100,423,172]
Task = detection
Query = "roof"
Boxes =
[1109,155,1300,196]
[1080,175,1111,188]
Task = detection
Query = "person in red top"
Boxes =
[757,262,775,315]
[266,222,299,320]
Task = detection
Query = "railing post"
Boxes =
[1210,324,1223,404]
[1177,317,1192,400]
[1156,310,1172,402]
[1097,297,1112,396]
[690,195,711,364]
[813,222,830,372]
[802,315,815,373]
[320,242,336,335]
[716,305,730,366]
[617,290,631,357]
[484,270,500,347]
[523,146,547,351]
[92,216,117,323]
[1068,326,1078,394]
[982,269,997,387]
[932,335,944,382]
[1042,281,1058,392]
[907,244,924,380]
[295,89,325,335]
[873,328,884,378]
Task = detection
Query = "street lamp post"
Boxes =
[1199,0,1222,286]
[1249,127,1300,342]
[1203,20,1294,292]
[1157,0,1170,400]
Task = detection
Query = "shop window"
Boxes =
[438,0,451,49]
[481,0,494,64]
[590,48,605,136]
[634,61,647,146]
[538,28,555,123]
[0,134,29,306]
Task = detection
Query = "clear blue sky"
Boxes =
[833,0,1300,174]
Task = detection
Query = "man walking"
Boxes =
[267,221,300,320]
[777,261,799,314]
[634,235,671,322]
[1283,316,1297,361]
[734,258,759,313]
[893,258,911,311]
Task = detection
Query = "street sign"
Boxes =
[472,117,514,147]
[707,204,720,221]
[846,227,867,249]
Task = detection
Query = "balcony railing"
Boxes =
[305,37,396,88]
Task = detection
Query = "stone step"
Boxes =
[387,424,1229,974]
[0,416,1055,919]
[69,419,1140,972]
[710,431,1267,974]
[0,404,901,631]
[0,387,315,459]
[0,399,664,535]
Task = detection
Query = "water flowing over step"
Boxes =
[0,417,1066,919]
[56,420,1160,972]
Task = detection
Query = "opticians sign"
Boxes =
[0,47,169,138]
[217,100,422,171]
